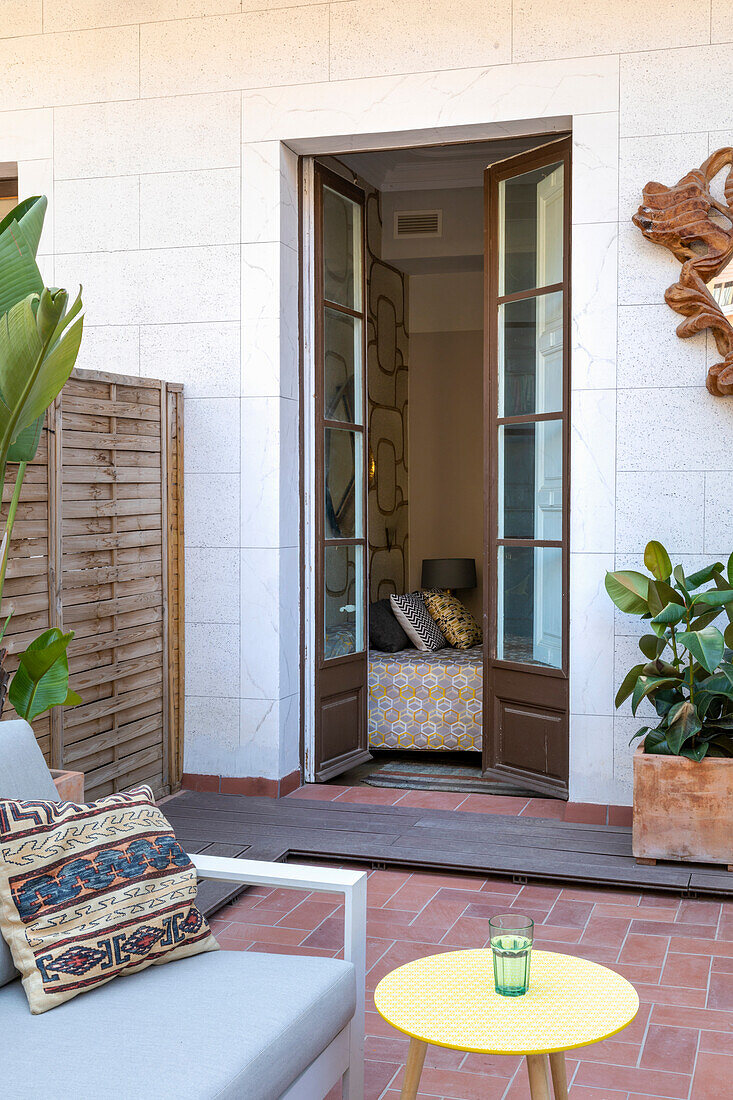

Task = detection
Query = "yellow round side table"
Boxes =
[374,948,639,1100]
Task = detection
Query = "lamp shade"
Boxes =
[421,557,477,591]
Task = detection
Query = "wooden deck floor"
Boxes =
[164,790,733,914]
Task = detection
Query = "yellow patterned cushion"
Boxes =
[0,785,218,1013]
[422,590,482,649]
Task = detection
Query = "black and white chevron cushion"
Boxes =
[390,592,446,652]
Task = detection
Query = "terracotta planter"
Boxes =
[633,745,733,868]
[50,769,84,802]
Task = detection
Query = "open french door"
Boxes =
[483,137,571,798]
[312,164,371,780]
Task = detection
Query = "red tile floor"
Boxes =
[209,785,733,1099]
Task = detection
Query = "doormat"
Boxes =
[356,757,540,798]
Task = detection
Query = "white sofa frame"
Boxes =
[192,854,367,1100]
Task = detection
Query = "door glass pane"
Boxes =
[498,291,563,417]
[325,427,362,539]
[324,307,363,423]
[498,420,562,539]
[324,544,364,658]
[497,545,562,668]
[323,186,362,311]
[499,161,563,297]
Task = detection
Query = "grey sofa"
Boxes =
[0,721,366,1099]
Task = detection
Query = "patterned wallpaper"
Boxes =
[366,189,409,603]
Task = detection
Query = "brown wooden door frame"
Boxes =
[482,136,571,798]
[312,162,372,781]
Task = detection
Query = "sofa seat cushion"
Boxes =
[0,947,356,1100]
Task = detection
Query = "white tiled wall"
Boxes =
[2,2,731,801]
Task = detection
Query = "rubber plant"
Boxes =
[0,195,84,721]
[607,540,733,760]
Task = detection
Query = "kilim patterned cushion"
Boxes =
[390,592,446,651]
[422,589,483,649]
[0,785,218,1014]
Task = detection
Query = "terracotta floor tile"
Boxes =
[619,933,670,967]
[515,883,563,906]
[661,952,711,989]
[457,794,529,815]
[630,919,717,940]
[573,1061,691,1098]
[409,896,472,935]
[595,903,674,923]
[639,894,680,910]
[618,1002,653,1044]
[366,940,453,990]
[569,1088,629,1099]
[698,1029,733,1054]
[634,982,707,1008]
[707,967,733,1011]
[610,962,663,986]
[216,922,305,946]
[691,1051,733,1099]
[575,1036,641,1066]
[676,899,722,926]
[531,924,583,944]
[651,1003,733,1032]
[407,871,486,891]
[714,955,733,973]
[391,1064,509,1099]
[396,789,469,810]
[246,941,337,957]
[364,1058,400,1100]
[640,1023,699,1075]
[287,783,349,800]
[580,914,632,949]
[544,899,595,929]
[608,804,634,826]
[301,914,346,950]
[465,900,548,924]
[564,802,608,824]
[438,914,492,948]
[520,797,567,819]
[334,786,406,805]
[276,897,340,929]
[381,881,440,912]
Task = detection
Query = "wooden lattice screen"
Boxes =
[0,368,184,799]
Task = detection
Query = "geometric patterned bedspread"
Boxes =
[368,646,482,751]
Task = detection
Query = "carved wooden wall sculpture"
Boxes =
[633,147,733,396]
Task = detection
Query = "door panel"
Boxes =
[314,164,371,781]
[484,137,570,797]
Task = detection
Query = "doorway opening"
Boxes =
[303,131,571,799]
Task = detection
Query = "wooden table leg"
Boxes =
[400,1037,428,1100]
[549,1051,568,1099]
[526,1054,552,1100]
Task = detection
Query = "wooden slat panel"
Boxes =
[1,373,183,795]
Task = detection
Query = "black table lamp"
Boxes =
[421,557,477,593]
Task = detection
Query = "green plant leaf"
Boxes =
[644,541,672,581]
[0,197,45,320]
[8,627,79,723]
[631,673,684,715]
[639,634,665,660]
[690,608,723,632]
[651,602,686,626]
[726,623,733,649]
[615,663,644,708]
[680,741,709,761]
[692,588,733,609]
[605,570,649,615]
[7,415,44,462]
[727,552,733,589]
[676,626,725,675]
[643,728,675,755]
[665,700,702,753]
[686,562,724,589]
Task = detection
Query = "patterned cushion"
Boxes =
[423,590,483,649]
[0,785,218,1014]
[390,592,446,651]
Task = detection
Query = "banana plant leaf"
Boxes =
[0,196,46,320]
[7,415,44,462]
[8,627,81,723]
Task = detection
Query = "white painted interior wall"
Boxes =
[2,1,732,802]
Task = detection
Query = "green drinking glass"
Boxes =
[489,913,534,996]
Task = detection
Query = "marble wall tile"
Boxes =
[0,107,53,160]
[185,547,239,624]
[140,168,240,248]
[45,0,239,33]
[0,25,138,112]
[617,386,733,472]
[571,222,618,390]
[514,0,708,63]
[17,158,53,253]
[569,714,614,804]
[615,470,705,554]
[619,131,709,225]
[243,56,618,144]
[0,1,42,37]
[54,245,240,326]
[570,552,616,716]
[572,112,619,225]
[240,397,299,548]
[54,176,139,254]
[570,390,615,555]
[238,697,281,779]
[704,474,733,555]
[186,622,240,698]
[54,92,240,179]
[617,305,707,390]
[140,7,329,98]
[183,695,240,775]
[185,398,240,474]
[620,46,732,137]
[240,547,292,699]
[613,715,638,802]
[241,243,298,400]
[242,142,297,246]
[329,0,511,81]
[75,325,140,376]
[140,322,240,398]
[184,472,239,548]
[616,219,680,307]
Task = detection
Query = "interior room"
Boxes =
[318,134,562,794]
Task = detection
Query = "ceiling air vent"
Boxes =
[393,209,442,239]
